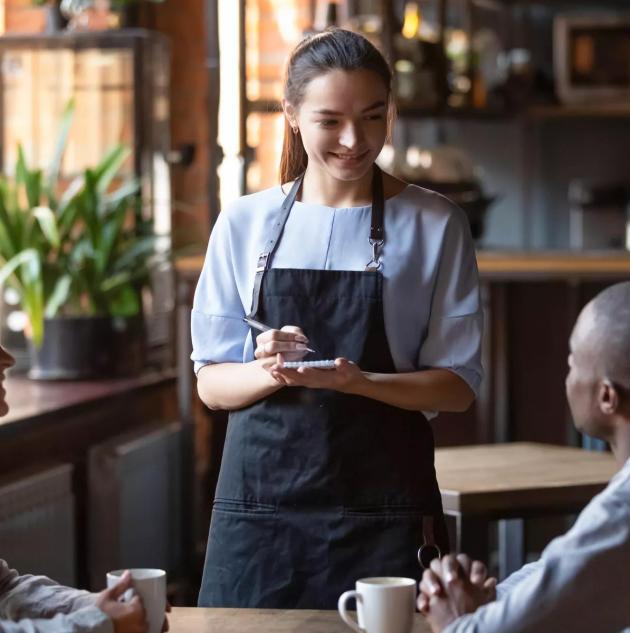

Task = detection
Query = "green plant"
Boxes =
[31,1,166,5]
[0,100,165,346]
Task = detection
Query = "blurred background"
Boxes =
[1,0,629,604]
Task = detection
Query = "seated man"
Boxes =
[418,281,630,633]
[0,344,153,633]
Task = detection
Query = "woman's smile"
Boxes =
[328,149,370,165]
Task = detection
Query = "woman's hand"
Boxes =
[268,357,366,392]
[254,325,310,364]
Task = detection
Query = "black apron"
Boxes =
[198,168,448,609]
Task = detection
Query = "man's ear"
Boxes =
[599,378,619,415]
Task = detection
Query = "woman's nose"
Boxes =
[339,122,363,149]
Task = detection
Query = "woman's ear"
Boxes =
[282,100,298,132]
[599,378,619,415]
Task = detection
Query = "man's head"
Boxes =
[566,282,630,444]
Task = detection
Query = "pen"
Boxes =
[242,316,316,354]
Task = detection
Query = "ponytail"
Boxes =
[279,119,308,184]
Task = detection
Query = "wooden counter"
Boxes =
[176,251,630,281]
[476,250,630,280]
[1,370,177,438]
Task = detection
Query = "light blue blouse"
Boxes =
[191,184,483,408]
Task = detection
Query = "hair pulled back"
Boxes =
[280,28,393,184]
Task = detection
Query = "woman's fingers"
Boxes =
[254,327,309,359]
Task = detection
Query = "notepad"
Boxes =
[282,360,336,369]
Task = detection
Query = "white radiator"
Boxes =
[88,423,182,589]
[0,463,76,586]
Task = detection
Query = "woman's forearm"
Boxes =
[197,360,283,410]
[346,368,475,412]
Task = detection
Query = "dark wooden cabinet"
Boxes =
[0,371,179,589]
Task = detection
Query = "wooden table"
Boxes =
[169,608,431,633]
[435,442,618,577]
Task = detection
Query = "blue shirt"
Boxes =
[445,456,630,633]
[191,184,483,410]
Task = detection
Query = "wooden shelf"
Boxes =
[245,99,282,114]
[526,103,630,119]
[245,99,630,121]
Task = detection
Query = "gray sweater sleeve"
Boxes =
[0,561,113,633]
[444,462,630,633]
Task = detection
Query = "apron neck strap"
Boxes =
[370,165,384,242]
[248,175,303,319]
[248,167,386,318]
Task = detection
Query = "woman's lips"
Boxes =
[329,150,369,163]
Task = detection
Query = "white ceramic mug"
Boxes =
[338,577,416,633]
[106,568,166,633]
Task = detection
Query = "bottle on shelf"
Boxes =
[393,1,441,109]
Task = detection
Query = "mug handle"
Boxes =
[338,590,363,633]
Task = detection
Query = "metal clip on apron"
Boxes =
[199,166,448,610]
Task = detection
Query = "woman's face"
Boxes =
[0,344,15,417]
[286,69,389,183]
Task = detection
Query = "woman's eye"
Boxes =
[365,114,384,121]
[317,120,338,127]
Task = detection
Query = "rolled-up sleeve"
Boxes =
[417,207,483,396]
[0,560,112,633]
[191,209,249,374]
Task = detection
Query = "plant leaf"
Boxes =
[33,206,60,248]
[94,145,131,196]
[45,274,72,318]
[0,248,39,288]
[105,283,140,316]
[46,98,76,195]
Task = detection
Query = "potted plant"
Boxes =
[0,100,167,379]
[31,0,165,30]
[30,1,69,32]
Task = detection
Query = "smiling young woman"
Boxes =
[192,28,483,610]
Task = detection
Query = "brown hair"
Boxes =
[279,28,394,184]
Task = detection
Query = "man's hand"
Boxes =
[417,554,497,633]
[95,571,147,633]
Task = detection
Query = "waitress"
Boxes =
[192,28,483,609]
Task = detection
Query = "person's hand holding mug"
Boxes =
[106,569,168,633]
[96,571,147,633]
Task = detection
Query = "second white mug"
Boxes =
[106,568,166,633]
[338,576,416,633]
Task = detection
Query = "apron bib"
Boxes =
[199,168,448,608]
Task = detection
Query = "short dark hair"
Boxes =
[280,28,393,184]
[589,281,630,387]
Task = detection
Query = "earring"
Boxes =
[292,126,299,135]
